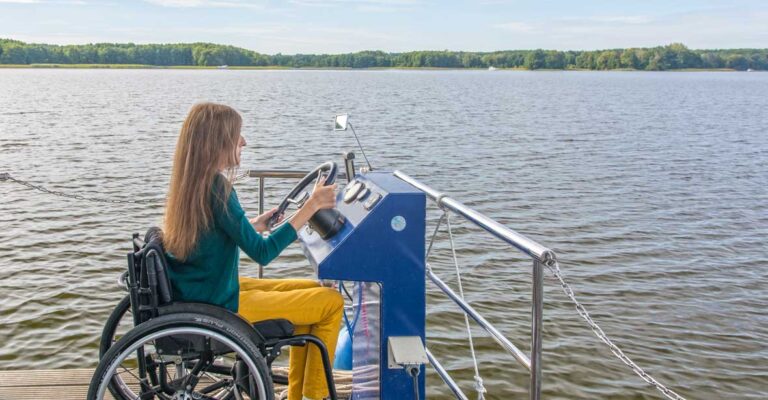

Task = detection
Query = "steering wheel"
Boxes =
[267,161,345,239]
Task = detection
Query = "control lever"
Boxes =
[287,191,310,208]
[343,152,356,182]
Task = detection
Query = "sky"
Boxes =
[0,0,766,54]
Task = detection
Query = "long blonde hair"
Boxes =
[163,103,242,260]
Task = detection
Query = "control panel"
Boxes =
[297,171,426,400]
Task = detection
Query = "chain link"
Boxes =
[544,258,688,400]
[1,171,250,205]
[2,173,161,204]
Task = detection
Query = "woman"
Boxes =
[163,102,343,400]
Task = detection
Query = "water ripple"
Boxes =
[0,69,766,399]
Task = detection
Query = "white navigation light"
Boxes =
[333,114,349,131]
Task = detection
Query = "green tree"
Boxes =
[726,55,749,71]
[0,44,27,63]
[544,50,565,69]
[524,50,545,69]
[700,52,723,68]
[595,50,619,70]
[749,53,767,70]
[0,39,765,71]
[574,52,594,69]
[620,49,638,69]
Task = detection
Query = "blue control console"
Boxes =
[298,171,426,399]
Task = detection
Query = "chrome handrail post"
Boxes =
[531,259,544,400]
[258,175,265,215]
[258,175,265,279]
[426,348,469,400]
[427,268,532,370]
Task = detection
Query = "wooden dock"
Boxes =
[0,367,352,399]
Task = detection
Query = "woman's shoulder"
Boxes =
[211,172,233,191]
[210,173,238,200]
[211,173,244,220]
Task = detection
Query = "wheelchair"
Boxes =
[90,227,339,400]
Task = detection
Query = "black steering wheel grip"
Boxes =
[266,161,339,229]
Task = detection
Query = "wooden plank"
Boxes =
[0,368,353,399]
[0,368,95,387]
[0,385,113,400]
[0,368,111,400]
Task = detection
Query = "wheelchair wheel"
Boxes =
[99,294,132,359]
[89,312,274,400]
[100,295,148,400]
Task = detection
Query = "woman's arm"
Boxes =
[214,182,295,266]
[216,175,336,265]
[287,175,337,232]
[249,207,283,233]
[249,175,337,233]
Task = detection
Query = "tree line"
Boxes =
[0,39,765,71]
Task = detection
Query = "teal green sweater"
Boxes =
[166,176,297,313]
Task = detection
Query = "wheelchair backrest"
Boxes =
[128,227,174,324]
[127,229,238,356]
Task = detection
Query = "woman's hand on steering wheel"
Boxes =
[268,161,339,232]
[250,207,284,233]
[305,174,337,213]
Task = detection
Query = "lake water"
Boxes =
[0,69,766,399]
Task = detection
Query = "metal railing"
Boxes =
[394,170,555,400]
[245,168,555,400]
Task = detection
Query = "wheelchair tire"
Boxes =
[89,312,274,400]
[99,294,132,359]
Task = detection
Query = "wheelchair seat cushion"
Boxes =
[252,318,295,340]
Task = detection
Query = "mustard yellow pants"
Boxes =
[238,277,344,400]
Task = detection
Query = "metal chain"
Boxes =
[544,258,688,400]
[1,171,250,205]
[1,172,161,204]
[425,204,687,400]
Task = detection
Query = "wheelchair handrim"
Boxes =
[96,326,268,400]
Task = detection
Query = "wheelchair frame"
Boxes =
[94,229,338,400]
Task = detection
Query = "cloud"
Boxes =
[288,0,420,12]
[492,8,768,50]
[142,0,418,11]
[493,22,534,33]
[142,0,265,9]
[0,0,91,3]
[289,0,419,4]
[560,15,652,25]
[495,15,652,35]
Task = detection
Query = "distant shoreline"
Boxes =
[0,64,748,72]
[2,40,764,71]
